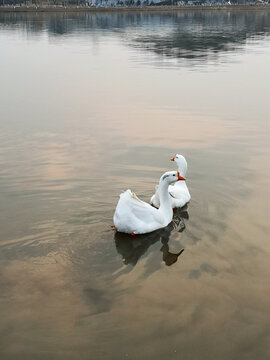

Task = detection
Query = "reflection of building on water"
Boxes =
[114,207,188,267]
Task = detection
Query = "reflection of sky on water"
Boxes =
[0,10,270,360]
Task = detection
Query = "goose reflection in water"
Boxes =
[114,207,189,267]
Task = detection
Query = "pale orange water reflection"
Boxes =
[0,10,270,360]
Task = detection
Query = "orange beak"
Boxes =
[177,171,186,181]
[171,157,175,161]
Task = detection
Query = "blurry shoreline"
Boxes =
[0,4,269,12]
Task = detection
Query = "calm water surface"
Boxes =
[0,9,270,360]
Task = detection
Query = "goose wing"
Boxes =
[122,190,158,222]
[168,182,191,206]
[114,190,161,234]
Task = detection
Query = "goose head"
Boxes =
[170,154,188,177]
[160,171,185,185]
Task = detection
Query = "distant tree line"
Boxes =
[0,0,91,5]
[0,0,269,5]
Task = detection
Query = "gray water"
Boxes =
[0,9,270,360]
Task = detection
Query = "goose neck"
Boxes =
[177,162,187,177]
[158,181,173,216]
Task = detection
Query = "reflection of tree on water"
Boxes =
[128,11,270,60]
[1,11,269,62]
[114,207,189,267]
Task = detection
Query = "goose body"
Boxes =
[151,154,191,209]
[114,171,184,235]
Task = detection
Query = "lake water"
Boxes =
[0,9,269,360]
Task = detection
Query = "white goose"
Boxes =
[151,154,191,209]
[113,171,185,235]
